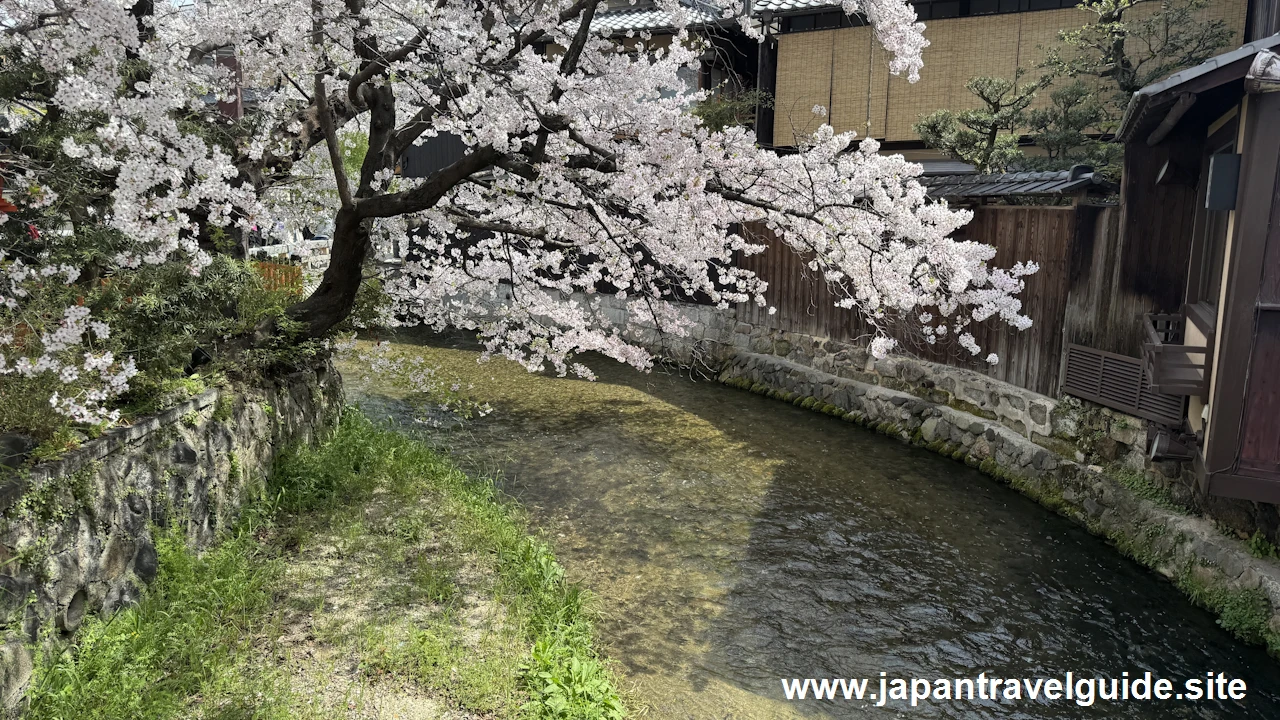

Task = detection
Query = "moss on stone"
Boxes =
[874,421,902,436]
[1175,562,1280,654]
[1109,522,1176,570]
[211,395,235,423]
[1012,476,1067,513]
[800,397,818,410]
[7,462,99,527]
[879,377,911,393]
[1032,434,1079,461]
[950,447,967,462]
[1106,463,1182,512]
[947,397,998,422]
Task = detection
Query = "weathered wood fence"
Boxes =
[252,260,304,296]
[736,204,1097,397]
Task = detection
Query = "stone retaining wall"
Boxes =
[720,320,1280,545]
[719,352,1280,656]
[723,323,1151,467]
[0,361,343,708]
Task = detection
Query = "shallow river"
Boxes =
[343,333,1280,719]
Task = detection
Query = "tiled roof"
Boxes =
[592,0,725,33]
[750,0,839,14]
[1118,33,1280,142]
[918,159,976,176]
[920,167,1116,198]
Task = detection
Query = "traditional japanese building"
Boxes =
[1114,32,1280,501]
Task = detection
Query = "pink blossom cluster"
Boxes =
[0,259,137,424]
[0,0,1036,426]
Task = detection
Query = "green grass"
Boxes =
[1176,562,1280,654]
[25,409,625,720]
[1106,463,1182,512]
[25,528,289,719]
[269,410,626,719]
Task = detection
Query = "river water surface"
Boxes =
[342,333,1280,719]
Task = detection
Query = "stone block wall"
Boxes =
[719,352,1280,656]
[720,319,1280,546]
[724,322,1150,467]
[0,361,343,707]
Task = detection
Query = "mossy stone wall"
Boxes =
[0,361,343,708]
[720,352,1280,658]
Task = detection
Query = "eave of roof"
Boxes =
[591,0,727,34]
[1117,33,1280,143]
[750,0,842,15]
[920,168,1116,198]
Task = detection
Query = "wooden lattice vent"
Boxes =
[1062,344,1186,427]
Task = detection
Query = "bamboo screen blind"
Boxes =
[772,0,1247,147]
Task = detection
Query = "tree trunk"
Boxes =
[286,206,369,338]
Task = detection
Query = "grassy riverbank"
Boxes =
[24,410,626,720]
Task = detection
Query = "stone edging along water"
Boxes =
[0,361,344,709]
[717,351,1280,657]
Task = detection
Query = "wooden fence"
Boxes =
[736,205,1081,397]
[253,260,304,296]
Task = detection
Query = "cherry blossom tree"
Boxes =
[0,0,1036,425]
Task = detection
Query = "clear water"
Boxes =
[343,333,1280,719]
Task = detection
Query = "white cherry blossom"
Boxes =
[0,0,1034,423]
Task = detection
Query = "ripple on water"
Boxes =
[343,334,1280,720]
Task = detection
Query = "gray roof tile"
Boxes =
[751,0,840,14]
[1117,33,1280,141]
[920,167,1116,198]
[592,0,725,33]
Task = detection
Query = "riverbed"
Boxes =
[341,333,1280,719]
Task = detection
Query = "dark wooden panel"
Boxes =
[400,134,467,179]
[1061,344,1186,426]
[1249,0,1280,41]
[1239,310,1280,473]
[1235,117,1280,477]
[738,204,1076,396]
[1206,93,1280,495]
[1064,122,1202,358]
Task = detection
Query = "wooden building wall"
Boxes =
[1248,0,1280,41]
[1062,200,1189,357]
[1206,92,1280,498]
[1075,118,1210,357]
[737,205,1076,396]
